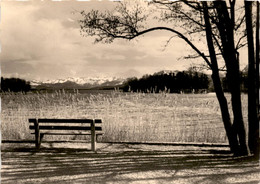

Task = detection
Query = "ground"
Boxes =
[1,142,259,184]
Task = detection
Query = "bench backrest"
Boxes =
[29,119,102,134]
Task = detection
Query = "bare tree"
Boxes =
[244,1,259,158]
[79,0,257,156]
[254,1,259,158]
[202,2,240,154]
[212,1,249,155]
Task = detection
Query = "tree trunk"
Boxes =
[202,2,240,154]
[229,70,249,155]
[255,1,260,159]
[214,1,249,156]
[245,0,259,157]
[211,73,240,154]
[256,2,260,114]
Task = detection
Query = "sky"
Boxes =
[0,0,249,82]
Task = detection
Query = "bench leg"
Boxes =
[34,119,41,149]
[91,135,96,152]
[35,133,40,149]
[91,120,96,152]
[35,133,44,149]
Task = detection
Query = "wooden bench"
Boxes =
[29,118,103,151]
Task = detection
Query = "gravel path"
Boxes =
[1,142,259,184]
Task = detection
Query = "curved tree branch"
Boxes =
[111,26,212,67]
[80,9,212,67]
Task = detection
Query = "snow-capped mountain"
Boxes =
[153,70,179,76]
[31,76,126,90]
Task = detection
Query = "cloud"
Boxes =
[0,1,200,81]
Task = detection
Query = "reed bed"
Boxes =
[1,90,248,144]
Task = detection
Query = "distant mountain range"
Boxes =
[31,77,126,90]
[29,70,210,90]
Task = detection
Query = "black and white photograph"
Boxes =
[1,0,259,183]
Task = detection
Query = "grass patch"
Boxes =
[1,91,248,143]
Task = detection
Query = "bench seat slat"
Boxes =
[28,119,102,123]
[30,132,104,135]
[29,125,102,131]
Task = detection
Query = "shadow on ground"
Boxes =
[1,142,259,184]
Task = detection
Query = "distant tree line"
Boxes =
[122,71,210,93]
[1,77,31,92]
[122,69,250,94]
